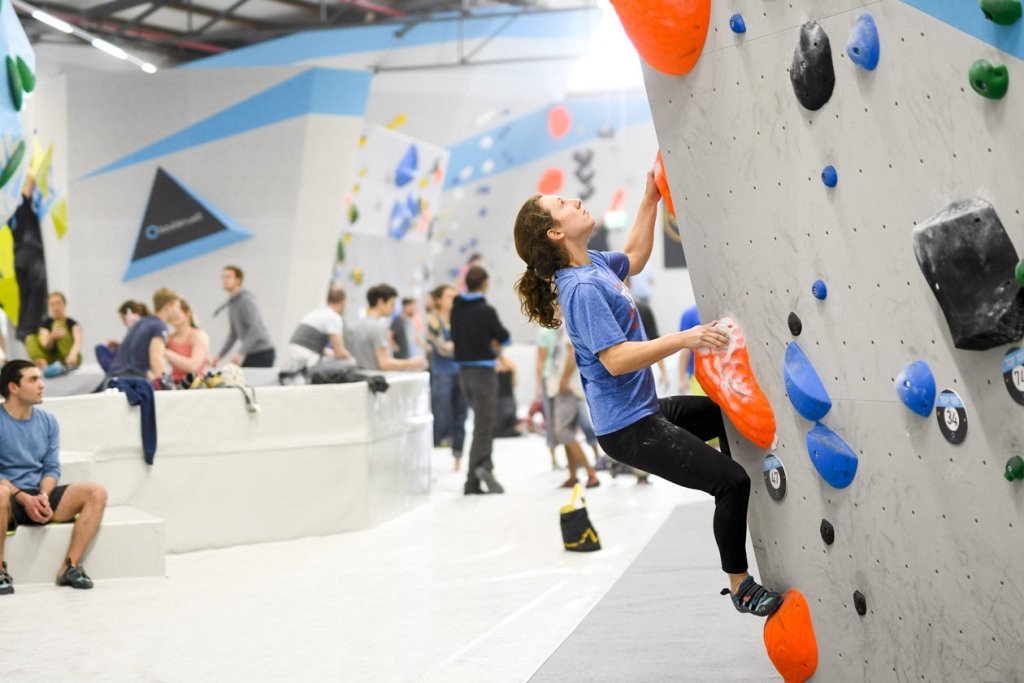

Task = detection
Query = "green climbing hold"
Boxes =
[1006,455,1024,481]
[0,139,25,189]
[980,0,1022,25]
[16,57,34,94]
[969,60,1009,99]
[6,55,22,111]
[1016,258,1024,288]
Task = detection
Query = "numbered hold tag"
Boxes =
[763,454,787,501]
[935,389,968,444]
[1004,347,1024,406]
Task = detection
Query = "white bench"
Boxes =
[4,506,165,585]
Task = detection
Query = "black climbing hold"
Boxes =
[853,590,867,616]
[846,14,880,71]
[820,519,835,545]
[980,0,1022,25]
[1006,456,1024,481]
[788,312,802,336]
[763,454,787,501]
[730,14,747,34]
[811,279,828,301]
[1004,347,1024,405]
[936,389,969,445]
[790,22,836,111]
[913,198,1024,350]
[821,165,838,188]
[969,59,1009,99]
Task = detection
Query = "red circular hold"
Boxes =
[537,168,564,194]
[547,105,572,140]
[653,150,676,216]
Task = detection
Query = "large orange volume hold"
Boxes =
[763,589,819,683]
[610,0,711,76]
[694,317,777,449]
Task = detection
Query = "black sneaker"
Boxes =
[721,576,782,617]
[474,466,505,494]
[56,559,94,590]
[0,562,13,595]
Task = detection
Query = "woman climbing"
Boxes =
[512,170,782,618]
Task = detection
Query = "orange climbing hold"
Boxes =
[547,105,572,140]
[694,316,777,449]
[653,150,676,216]
[610,0,711,76]
[537,167,564,194]
[763,589,819,683]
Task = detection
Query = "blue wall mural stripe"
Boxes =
[444,92,652,189]
[84,68,371,180]
[186,7,600,69]
[899,0,1024,60]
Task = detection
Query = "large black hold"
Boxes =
[820,518,835,545]
[790,22,836,111]
[913,198,1024,350]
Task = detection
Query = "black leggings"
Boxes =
[597,396,751,574]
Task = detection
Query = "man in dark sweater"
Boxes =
[451,265,510,495]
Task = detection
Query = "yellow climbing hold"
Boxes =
[386,113,408,130]
[52,198,68,240]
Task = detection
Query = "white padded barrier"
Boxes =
[4,506,165,585]
[43,373,432,552]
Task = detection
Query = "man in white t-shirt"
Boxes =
[281,286,353,381]
[542,327,598,488]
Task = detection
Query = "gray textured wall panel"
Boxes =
[642,0,1024,679]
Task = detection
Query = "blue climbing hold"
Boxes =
[895,360,937,417]
[388,197,415,239]
[395,144,418,188]
[846,14,880,71]
[806,422,859,489]
[821,165,838,188]
[784,342,833,422]
[729,14,747,33]
[812,280,828,300]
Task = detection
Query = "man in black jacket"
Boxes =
[451,265,510,494]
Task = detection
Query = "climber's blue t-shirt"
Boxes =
[555,250,659,435]
[679,304,701,376]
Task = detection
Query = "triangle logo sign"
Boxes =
[123,167,252,281]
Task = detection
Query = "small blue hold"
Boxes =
[729,13,747,33]
[846,14,880,71]
[812,279,828,300]
[895,360,937,417]
[822,165,838,188]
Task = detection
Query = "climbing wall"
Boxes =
[637,0,1024,679]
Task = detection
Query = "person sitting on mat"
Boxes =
[513,171,783,618]
[0,360,108,594]
[25,292,83,371]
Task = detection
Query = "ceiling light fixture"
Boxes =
[14,0,158,73]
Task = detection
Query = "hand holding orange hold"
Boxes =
[610,0,711,76]
[694,316,777,449]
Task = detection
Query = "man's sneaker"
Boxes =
[475,466,505,494]
[56,559,93,590]
[0,562,13,595]
[721,576,782,617]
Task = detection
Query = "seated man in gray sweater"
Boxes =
[212,265,275,368]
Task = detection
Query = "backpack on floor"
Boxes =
[560,483,601,552]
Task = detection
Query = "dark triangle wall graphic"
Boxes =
[124,167,252,281]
